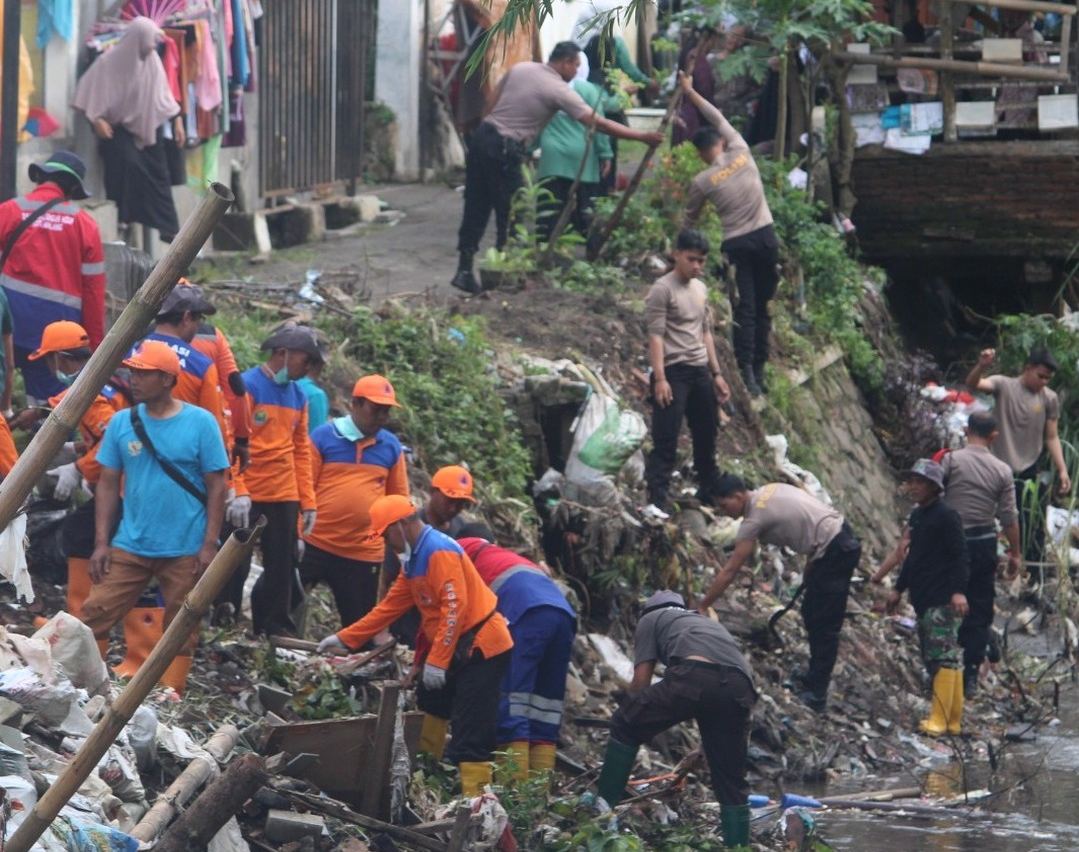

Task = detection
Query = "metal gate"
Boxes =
[259,0,375,199]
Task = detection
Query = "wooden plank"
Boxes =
[940,0,1075,15]
[281,790,450,852]
[833,50,1069,81]
[942,5,958,142]
[445,805,473,852]
[1060,12,1073,81]
[361,682,400,821]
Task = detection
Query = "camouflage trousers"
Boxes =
[917,605,961,676]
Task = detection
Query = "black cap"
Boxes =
[157,283,217,318]
[261,322,324,363]
[28,151,90,200]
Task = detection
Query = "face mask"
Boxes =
[55,370,76,387]
[272,366,290,386]
[396,541,412,566]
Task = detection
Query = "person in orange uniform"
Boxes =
[302,375,408,628]
[191,297,252,472]
[225,323,319,637]
[317,495,513,796]
[19,321,126,614]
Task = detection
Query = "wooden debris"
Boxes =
[155,753,270,852]
[129,725,242,842]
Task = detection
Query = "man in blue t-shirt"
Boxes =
[81,340,229,693]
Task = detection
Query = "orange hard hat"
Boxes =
[28,321,90,360]
[123,340,182,376]
[352,374,401,407]
[365,494,417,539]
[431,465,476,502]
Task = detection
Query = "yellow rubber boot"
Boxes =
[495,741,530,785]
[418,714,449,761]
[530,742,557,791]
[947,667,964,735]
[530,742,557,774]
[66,558,93,617]
[919,667,952,736]
[459,761,492,797]
[112,607,164,679]
[160,656,192,694]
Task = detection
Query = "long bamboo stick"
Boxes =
[0,182,234,536]
[5,519,266,852]
[833,50,1069,81]
[939,0,1076,15]
[128,725,242,843]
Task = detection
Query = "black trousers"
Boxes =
[299,542,381,629]
[644,362,719,505]
[800,524,861,696]
[724,226,780,370]
[538,176,601,242]
[99,126,180,237]
[218,501,300,636]
[457,122,524,256]
[958,534,997,671]
[417,649,512,764]
[1015,463,1049,568]
[610,662,756,805]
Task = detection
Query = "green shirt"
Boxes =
[536,79,613,184]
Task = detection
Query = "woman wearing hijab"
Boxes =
[73,17,182,241]
[572,0,656,194]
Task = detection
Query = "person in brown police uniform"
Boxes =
[698,474,861,712]
[965,347,1070,570]
[680,71,779,397]
[451,41,663,295]
[938,412,1020,694]
[642,229,731,516]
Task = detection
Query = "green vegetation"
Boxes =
[213,303,533,502]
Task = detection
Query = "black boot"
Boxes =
[753,361,769,394]
[450,252,480,294]
[740,364,762,397]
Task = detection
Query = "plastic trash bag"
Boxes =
[0,515,32,604]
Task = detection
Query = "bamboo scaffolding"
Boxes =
[0,182,234,534]
[5,519,266,852]
[833,50,1069,81]
[942,0,1076,16]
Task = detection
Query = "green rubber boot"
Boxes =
[720,803,750,848]
[595,739,638,807]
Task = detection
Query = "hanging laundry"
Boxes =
[37,0,73,48]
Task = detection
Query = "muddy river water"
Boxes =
[802,683,1079,851]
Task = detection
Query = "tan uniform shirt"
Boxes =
[940,444,1018,529]
[986,375,1059,473]
[736,483,844,562]
[684,99,773,242]
[485,62,594,145]
[645,271,710,367]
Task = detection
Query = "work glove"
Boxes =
[317,634,348,654]
[226,495,252,529]
[48,463,81,501]
[302,509,317,536]
[422,663,447,691]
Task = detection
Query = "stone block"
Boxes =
[214,211,272,253]
[349,194,382,223]
[265,809,325,843]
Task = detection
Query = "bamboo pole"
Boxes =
[129,725,242,843]
[939,0,1076,15]
[0,182,234,535]
[833,50,1069,81]
[587,31,718,261]
[5,519,265,852]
